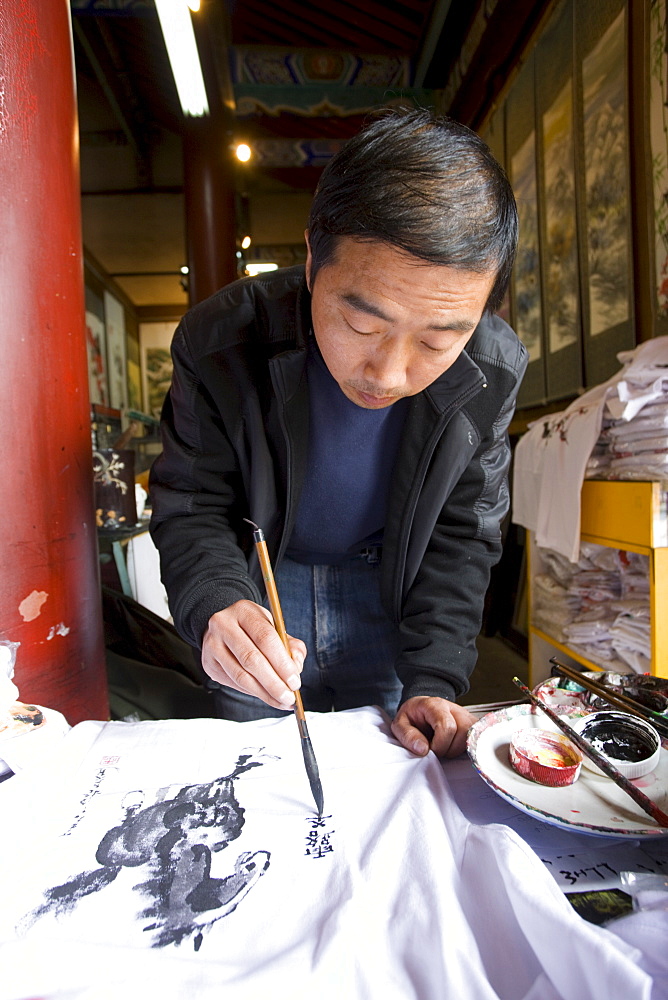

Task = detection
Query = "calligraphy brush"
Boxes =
[244,518,324,816]
[512,677,668,829]
[550,658,668,741]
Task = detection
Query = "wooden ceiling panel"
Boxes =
[229,0,435,55]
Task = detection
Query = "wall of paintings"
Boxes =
[482,0,637,408]
[83,258,180,424]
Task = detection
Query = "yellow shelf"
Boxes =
[528,481,668,683]
[580,480,668,549]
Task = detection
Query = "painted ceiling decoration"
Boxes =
[249,139,346,169]
[68,0,546,309]
[231,49,411,87]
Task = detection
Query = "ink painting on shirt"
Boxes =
[21,751,274,952]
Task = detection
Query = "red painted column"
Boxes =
[0,1,108,722]
[183,114,238,306]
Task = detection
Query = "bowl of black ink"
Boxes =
[572,711,661,779]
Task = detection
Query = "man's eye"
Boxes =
[346,320,374,336]
[421,342,448,353]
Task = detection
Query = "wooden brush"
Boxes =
[245,519,324,816]
[550,658,668,740]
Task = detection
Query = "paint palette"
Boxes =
[467,704,668,838]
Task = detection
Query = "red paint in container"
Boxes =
[509,729,583,787]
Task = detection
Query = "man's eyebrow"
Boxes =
[340,292,392,322]
[427,318,478,334]
[340,292,478,334]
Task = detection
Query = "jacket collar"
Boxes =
[424,348,486,415]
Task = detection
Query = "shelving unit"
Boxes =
[528,481,668,685]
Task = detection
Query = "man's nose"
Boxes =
[363,340,409,389]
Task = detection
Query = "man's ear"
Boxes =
[304,231,312,292]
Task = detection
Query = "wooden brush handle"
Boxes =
[251,530,306,723]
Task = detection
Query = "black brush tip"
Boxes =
[301,736,324,816]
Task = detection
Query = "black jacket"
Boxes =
[149,265,527,704]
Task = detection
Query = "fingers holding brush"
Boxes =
[202,600,306,710]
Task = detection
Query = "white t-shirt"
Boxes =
[0,707,649,1000]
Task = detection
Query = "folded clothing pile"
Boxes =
[533,542,650,672]
[587,377,668,481]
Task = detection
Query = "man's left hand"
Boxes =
[391,696,476,758]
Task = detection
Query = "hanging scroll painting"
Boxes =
[512,130,542,363]
[86,309,108,407]
[542,79,579,354]
[104,292,128,412]
[139,321,176,420]
[582,9,630,337]
[651,0,668,320]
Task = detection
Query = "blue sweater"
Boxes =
[287,337,408,563]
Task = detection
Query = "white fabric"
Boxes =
[513,337,668,561]
[125,529,171,621]
[0,708,651,1000]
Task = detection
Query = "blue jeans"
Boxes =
[209,554,403,722]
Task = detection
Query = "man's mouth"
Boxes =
[349,386,403,408]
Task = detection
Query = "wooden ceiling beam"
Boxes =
[73,18,153,186]
[279,0,416,51]
[335,0,428,38]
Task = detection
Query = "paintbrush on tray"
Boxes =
[512,677,668,829]
[549,658,668,741]
[244,519,325,816]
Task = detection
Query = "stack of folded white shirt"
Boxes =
[533,544,650,670]
[609,600,651,673]
[532,573,581,641]
[605,400,668,480]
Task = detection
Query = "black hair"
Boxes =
[307,107,518,312]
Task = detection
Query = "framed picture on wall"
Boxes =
[104,291,128,412]
[86,308,108,407]
[127,358,142,412]
[140,322,177,419]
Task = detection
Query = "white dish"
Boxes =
[467,704,668,838]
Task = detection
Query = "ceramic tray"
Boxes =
[467,704,668,838]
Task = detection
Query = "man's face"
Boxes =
[305,236,495,410]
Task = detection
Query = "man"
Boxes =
[149,109,527,758]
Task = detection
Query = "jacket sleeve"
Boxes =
[149,318,262,648]
[395,358,526,705]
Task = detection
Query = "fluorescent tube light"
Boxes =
[155,0,209,117]
[246,263,278,276]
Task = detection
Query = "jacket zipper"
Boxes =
[271,372,293,567]
[390,375,487,619]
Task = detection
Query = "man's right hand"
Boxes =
[201,600,306,710]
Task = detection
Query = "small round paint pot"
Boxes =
[571,711,660,779]
[509,729,583,786]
